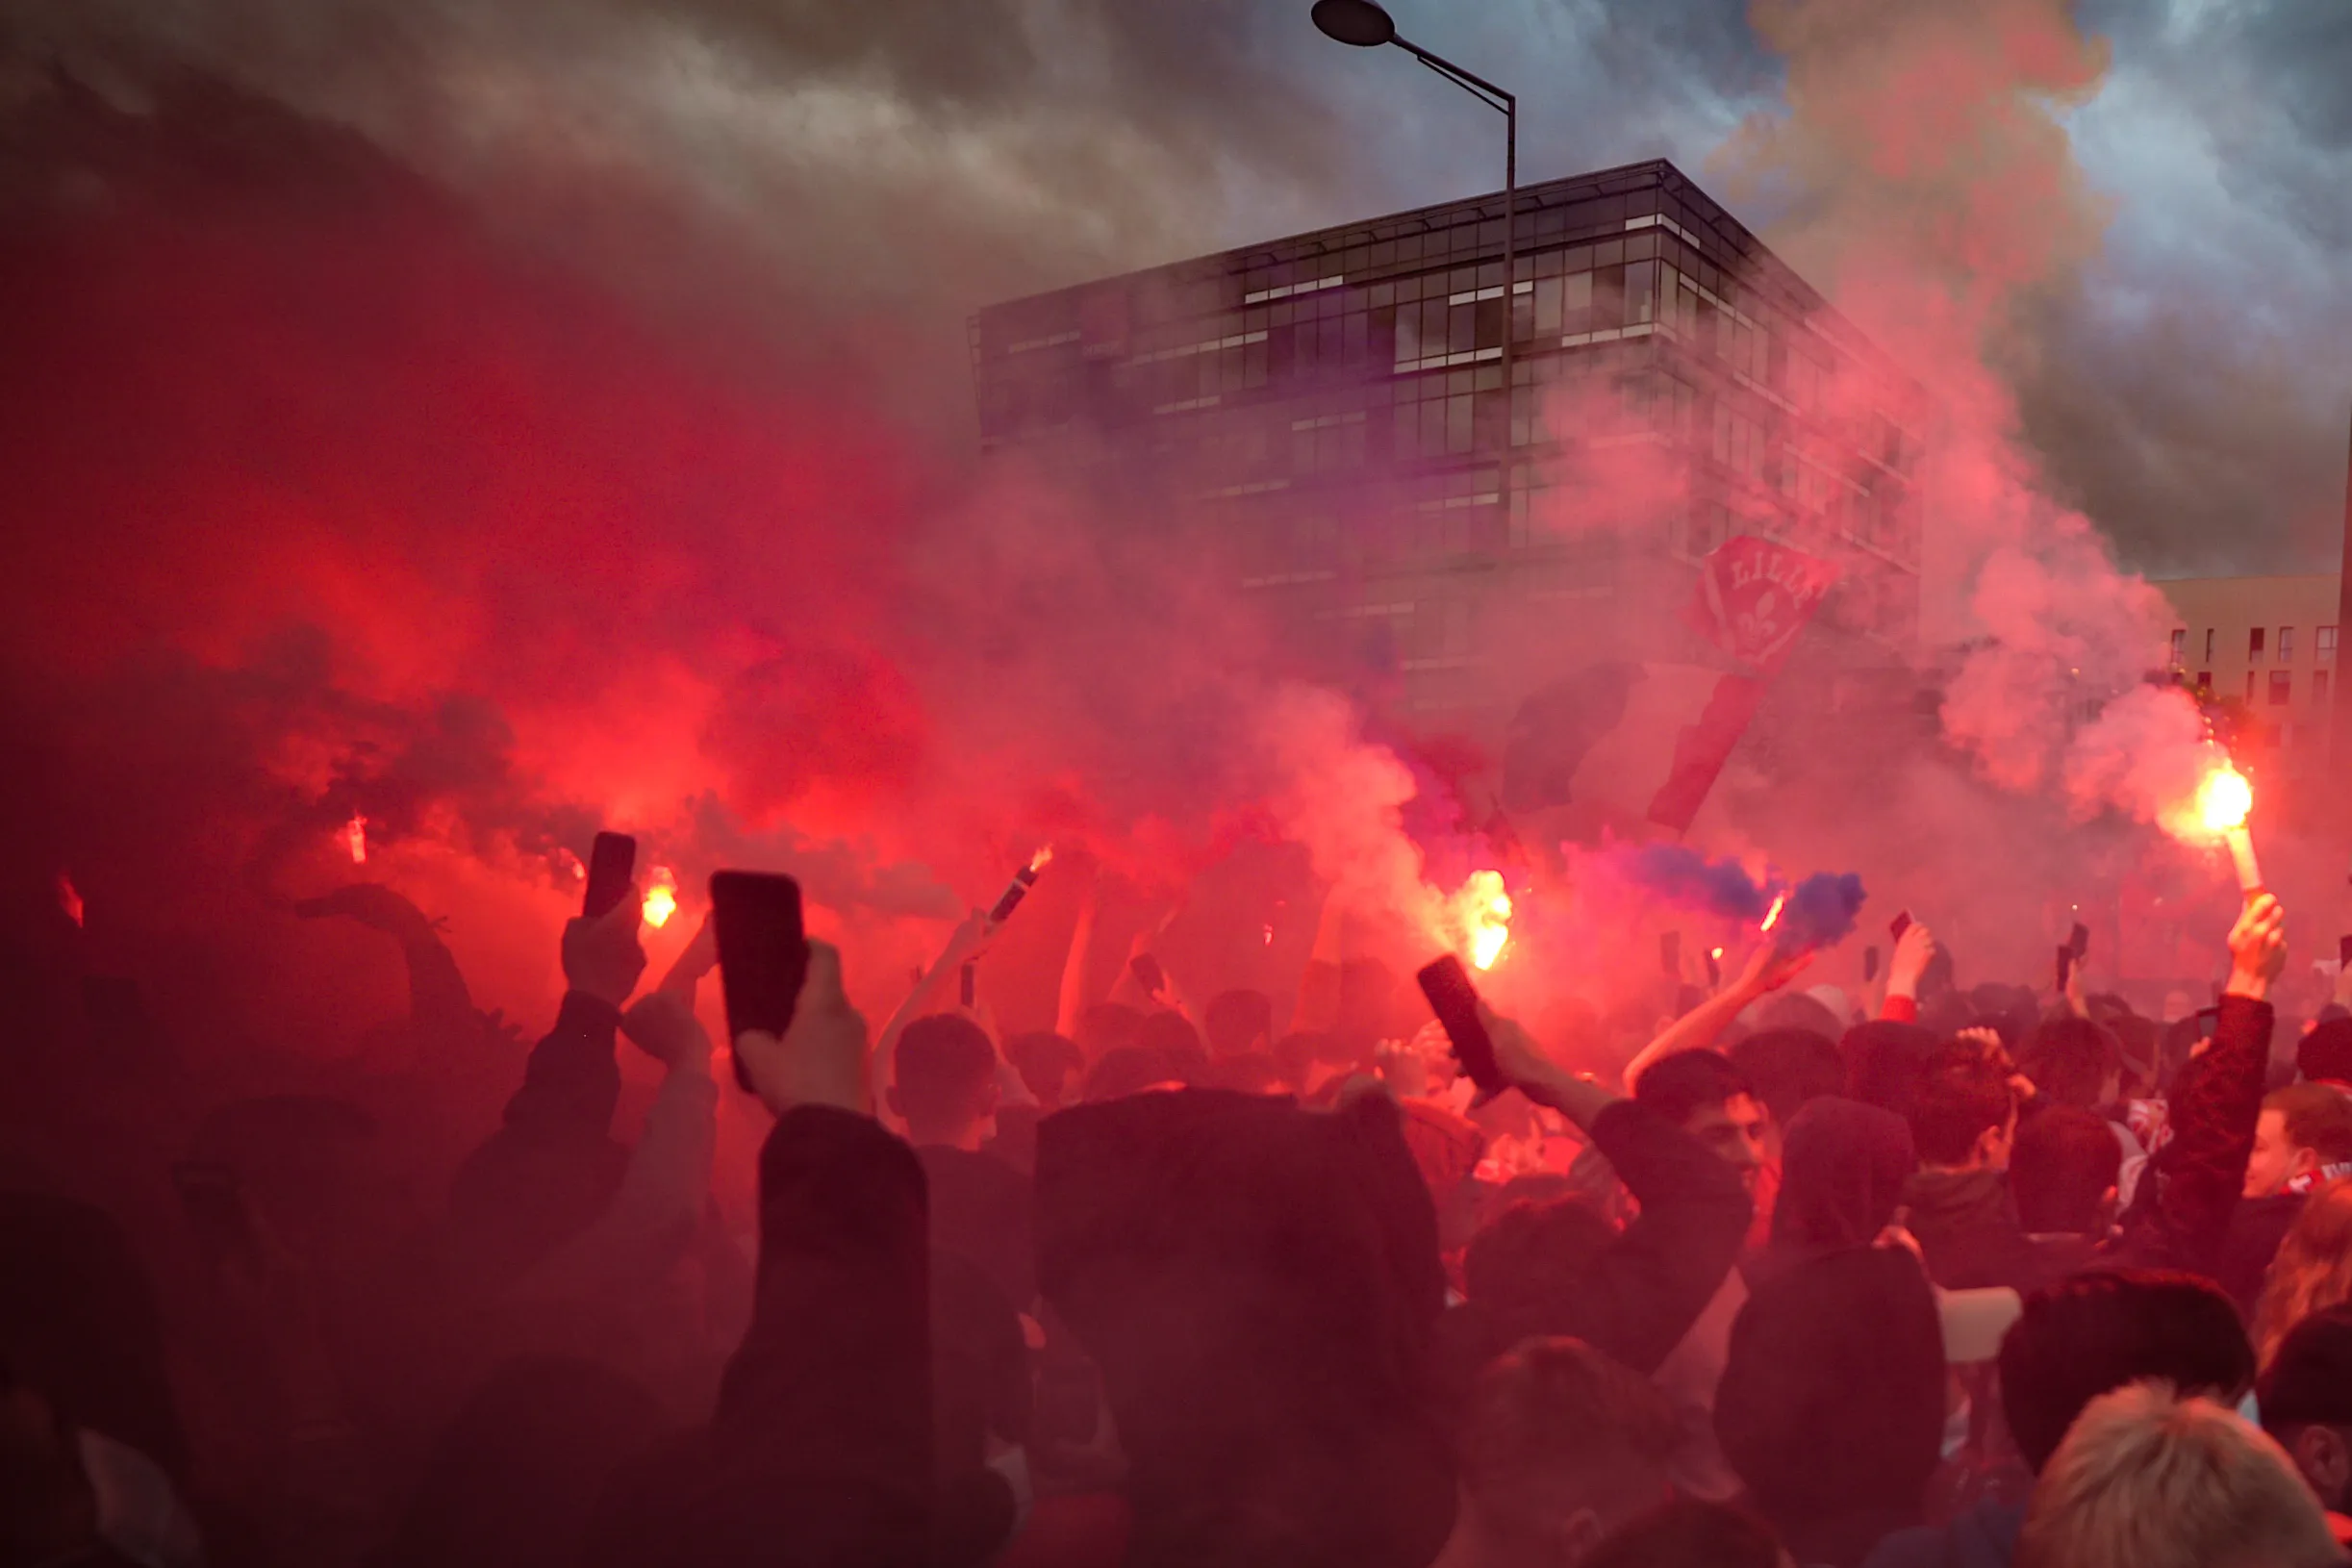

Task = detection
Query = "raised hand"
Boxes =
[622,990,714,1070]
[734,940,871,1118]
[2226,894,2287,1001]
[294,882,438,945]
[1885,920,1939,999]
[562,887,647,1008]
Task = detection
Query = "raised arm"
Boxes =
[2111,895,2283,1277]
[1879,919,1938,1024]
[1622,940,1810,1093]
[869,910,994,1121]
[503,890,645,1138]
[1053,872,1100,1041]
[1485,1008,1754,1375]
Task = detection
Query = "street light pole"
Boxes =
[1313,0,1517,512]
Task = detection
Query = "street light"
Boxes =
[1311,0,1517,401]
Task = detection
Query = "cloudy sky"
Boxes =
[7,0,2347,576]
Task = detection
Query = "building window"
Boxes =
[2205,628,2216,663]
[2270,670,2292,705]
[2320,626,2338,663]
[2250,627,2266,661]
[2316,669,2333,707]
[2281,626,2296,661]
[2170,628,2187,667]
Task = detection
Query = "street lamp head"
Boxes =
[1311,0,1397,47]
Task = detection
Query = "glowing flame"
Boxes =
[1759,891,1787,934]
[643,866,678,928]
[2195,764,2253,835]
[1263,923,1275,947]
[343,812,368,865]
[1029,844,1054,873]
[1710,947,1725,961]
[57,873,84,928]
[1452,869,1514,972]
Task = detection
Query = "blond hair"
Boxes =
[2016,1380,2338,1568]
[2255,1176,2352,1370]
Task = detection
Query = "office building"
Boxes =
[2157,574,2339,766]
[970,159,1926,740]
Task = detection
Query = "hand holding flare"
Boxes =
[2196,763,2262,899]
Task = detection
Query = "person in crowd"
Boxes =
[1201,988,1282,1092]
[2257,1303,2352,1522]
[2225,1085,2352,1309]
[1580,1500,1791,1568]
[1714,1244,1947,1567]
[2255,1178,2352,1371]
[1004,1031,1086,1113]
[587,939,938,1568]
[2013,1380,2340,1568]
[1080,1043,1184,1101]
[1134,1010,1211,1087]
[1840,1020,1940,1122]
[2015,1017,2124,1112]
[1440,1013,1751,1414]
[374,1356,670,1568]
[892,1013,1036,1312]
[1865,1269,2258,1568]
[1427,1336,1679,1568]
[2009,1103,2122,1285]
[1033,1057,1454,1568]
[2300,1019,2352,1090]
[1632,1051,1771,1189]
[1727,1028,1847,1141]
[1747,1097,1913,1291]
[1898,1043,2034,1290]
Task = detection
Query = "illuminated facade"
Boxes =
[971,159,1924,734]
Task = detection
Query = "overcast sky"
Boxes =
[8,0,2347,576]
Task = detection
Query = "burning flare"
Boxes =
[987,846,1054,924]
[2194,762,2263,896]
[643,866,678,928]
[1758,891,1787,934]
[56,873,83,928]
[343,812,368,866]
[1450,870,1514,972]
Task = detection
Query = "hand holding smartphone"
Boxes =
[708,872,809,1095]
[1416,955,1502,1097]
[584,832,637,919]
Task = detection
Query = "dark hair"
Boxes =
[1075,1002,1144,1056]
[1997,1270,2254,1473]
[1003,1031,1084,1109]
[1457,1338,1677,1544]
[1634,1050,1754,1130]
[1730,1028,1847,1130]
[1907,1044,2012,1166]
[1202,989,1275,1058]
[1135,1011,1209,1086]
[1840,1021,1938,1120]
[1205,1051,1283,1095]
[1714,1247,1944,1550]
[1081,1045,1181,1102]
[1581,1500,1786,1568]
[896,1015,999,1137]
[1464,1199,1617,1319]
[2266,1083,2352,1164]
[2258,1303,2352,1433]
[2016,1018,2124,1110]
[2010,1103,2121,1235]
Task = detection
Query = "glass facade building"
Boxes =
[971,159,1924,734]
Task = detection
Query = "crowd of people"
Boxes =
[13,868,2352,1568]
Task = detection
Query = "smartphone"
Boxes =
[583,832,637,919]
[959,962,976,1009]
[1416,955,1502,1097]
[1129,953,1167,999]
[2069,922,2090,961]
[1890,910,1913,944]
[171,1162,262,1277]
[1863,945,1881,983]
[1659,931,1682,979]
[708,872,808,1094]
[2057,945,2075,991]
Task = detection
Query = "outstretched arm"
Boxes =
[1622,940,1810,1093]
